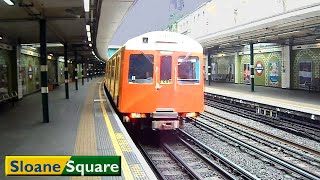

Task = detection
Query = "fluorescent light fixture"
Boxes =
[87,31,91,38]
[0,36,2,40]
[3,0,14,5]
[21,43,64,47]
[84,0,90,12]
[86,25,90,32]
[88,36,91,42]
[89,43,92,47]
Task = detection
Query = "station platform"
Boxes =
[205,82,320,116]
[0,78,156,180]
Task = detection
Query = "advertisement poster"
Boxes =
[299,61,312,89]
[269,62,279,85]
[243,64,250,83]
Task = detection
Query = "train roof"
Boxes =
[123,31,203,53]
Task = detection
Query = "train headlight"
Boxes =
[186,112,197,117]
[130,113,146,118]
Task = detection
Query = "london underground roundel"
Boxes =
[28,65,33,80]
[255,61,264,76]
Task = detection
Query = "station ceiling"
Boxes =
[199,4,320,54]
[0,0,135,62]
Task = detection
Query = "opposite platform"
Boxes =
[205,83,320,116]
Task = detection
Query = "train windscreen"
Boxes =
[177,56,200,84]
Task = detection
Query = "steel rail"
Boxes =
[177,129,258,180]
[193,119,320,180]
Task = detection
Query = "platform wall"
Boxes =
[20,54,40,95]
[292,48,320,90]
[210,55,235,82]
[0,49,14,94]
[239,51,282,87]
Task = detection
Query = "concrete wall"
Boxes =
[174,0,320,39]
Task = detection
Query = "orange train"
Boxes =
[104,31,204,130]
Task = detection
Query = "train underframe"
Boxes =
[122,108,195,130]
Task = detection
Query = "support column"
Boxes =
[281,45,291,89]
[235,51,239,84]
[64,43,69,99]
[81,63,84,85]
[74,51,78,90]
[250,43,255,92]
[40,19,49,123]
[16,42,23,99]
[55,55,59,85]
[86,62,89,82]
[90,63,93,80]
[208,52,212,85]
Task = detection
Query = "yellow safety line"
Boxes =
[98,80,134,180]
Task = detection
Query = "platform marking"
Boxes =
[71,80,101,180]
[115,133,132,152]
[130,164,146,178]
[99,81,134,180]
[93,99,106,102]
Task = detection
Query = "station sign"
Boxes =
[5,156,121,176]
[255,61,264,76]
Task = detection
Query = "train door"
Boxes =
[156,52,175,108]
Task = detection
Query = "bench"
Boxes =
[0,91,18,106]
[306,78,320,93]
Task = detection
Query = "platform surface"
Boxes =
[205,82,320,116]
[0,78,156,180]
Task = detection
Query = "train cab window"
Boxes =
[160,56,172,84]
[128,54,154,84]
[177,56,200,84]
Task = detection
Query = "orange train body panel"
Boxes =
[118,50,204,114]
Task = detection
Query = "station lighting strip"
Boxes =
[84,0,104,63]
[84,0,90,12]
[3,0,14,5]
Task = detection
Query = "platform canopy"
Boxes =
[95,0,136,60]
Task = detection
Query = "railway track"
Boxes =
[204,93,320,142]
[138,132,258,180]
[200,111,320,157]
[185,115,320,180]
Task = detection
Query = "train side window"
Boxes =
[177,56,200,84]
[160,56,172,84]
[128,54,154,84]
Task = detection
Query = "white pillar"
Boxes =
[281,46,290,88]
[204,54,209,81]
[16,45,23,99]
[235,51,239,84]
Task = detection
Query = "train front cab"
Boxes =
[119,49,204,130]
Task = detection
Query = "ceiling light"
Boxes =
[3,0,14,5]
[316,37,320,41]
[89,43,92,47]
[84,0,90,12]
[86,25,90,32]
[88,36,91,42]
[87,31,91,38]
[0,35,2,40]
